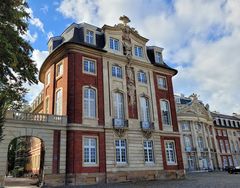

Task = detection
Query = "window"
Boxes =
[140,97,150,122]
[160,100,172,126]
[84,137,97,164]
[46,72,50,85]
[165,141,177,165]
[86,30,94,44]
[138,71,147,84]
[83,59,96,74]
[84,88,96,118]
[45,97,49,114]
[155,51,162,63]
[113,92,124,119]
[109,37,119,51]
[112,65,122,78]
[56,62,63,77]
[184,136,192,151]
[235,141,239,152]
[225,140,230,153]
[220,140,225,153]
[222,156,228,168]
[197,136,204,150]
[217,130,222,136]
[157,76,167,90]
[223,130,227,136]
[228,156,233,166]
[230,140,235,152]
[134,45,143,57]
[55,89,62,115]
[144,140,154,163]
[115,139,127,163]
[181,121,190,131]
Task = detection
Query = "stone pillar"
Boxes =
[0,136,10,187]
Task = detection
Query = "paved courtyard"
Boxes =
[4,172,240,188]
[80,172,240,188]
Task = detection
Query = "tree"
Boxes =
[0,0,38,141]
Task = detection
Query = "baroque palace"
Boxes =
[175,94,240,172]
[30,16,184,185]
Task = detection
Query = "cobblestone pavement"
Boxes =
[78,171,240,188]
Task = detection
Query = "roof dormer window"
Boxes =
[155,51,163,64]
[109,37,119,51]
[134,45,143,57]
[86,30,94,44]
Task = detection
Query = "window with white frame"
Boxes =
[109,37,119,51]
[83,59,96,74]
[83,88,96,118]
[144,140,154,163]
[46,72,50,85]
[223,130,227,136]
[181,121,190,131]
[228,156,233,166]
[225,140,230,153]
[220,139,225,153]
[85,30,94,44]
[184,136,192,151]
[134,45,143,57]
[197,136,204,150]
[155,51,162,63]
[235,141,239,152]
[113,92,124,119]
[56,62,63,77]
[217,129,222,136]
[112,65,122,78]
[222,156,228,168]
[140,97,150,123]
[45,97,49,114]
[138,71,147,84]
[55,89,62,115]
[230,140,235,152]
[160,100,172,126]
[157,76,167,89]
[165,141,177,165]
[115,139,127,163]
[83,137,97,164]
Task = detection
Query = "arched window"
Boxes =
[55,89,62,115]
[113,92,124,119]
[140,97,150,122]
[84,88,96,118]
[160,100,171,126]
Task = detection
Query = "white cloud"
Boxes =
[56,0,240,114]
[25,50,49,103]
[21,30,38,43]
[26,8,45,32]
[40,5,49,14]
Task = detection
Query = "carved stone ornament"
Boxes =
[142,130,152,139]
[126,65,136,105]
[114,128,126,137]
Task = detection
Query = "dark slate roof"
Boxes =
[211,112,240,129]
[211,112,240,121]
[47,22,177,74]
[180,98,192,105]
[146,48,178,75]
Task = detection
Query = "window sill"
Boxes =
[82,163,99,167]
[56,75,63,81]
[83,71,97,76]
[115,162,128,167]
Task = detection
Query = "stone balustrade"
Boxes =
[5,110,67,124]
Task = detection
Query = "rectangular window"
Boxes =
[144,140,154,163]
[217,130,222,136]
[46,72,50,85]
[138,71,147,84]
[56,62,63,77]
[84,137,97,164]
[228,156,233,166]
[155,51,162,63]
[115,139,127,163]
[84,88,96,118]
[220,140,225,153]
[223,130,227,136]
[86,30,94,44]
[157,76,167,89]
[134,46,143,57]
[55,89,62,115]
[109,37,119,51]
[112,65,122,78]
[165,141,177,165]
[83,59,96,74]
[181,121,190,131]
[160,100,172,126]
[113,92,124,119]
[225,140,230,153]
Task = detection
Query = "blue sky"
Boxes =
[25,0,240,115]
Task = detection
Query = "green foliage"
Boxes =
[0,0,38,141]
